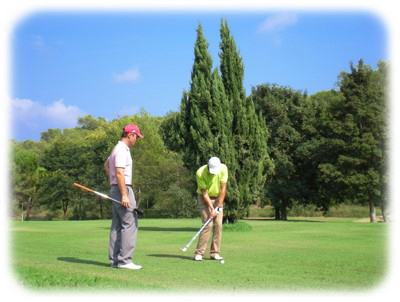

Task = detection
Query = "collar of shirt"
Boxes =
[118,140,129,151]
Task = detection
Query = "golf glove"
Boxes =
[215,207,223,214]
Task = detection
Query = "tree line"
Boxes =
[10,19,388,223]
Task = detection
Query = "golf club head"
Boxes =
[181,247,188,252]
[134,208,145,216]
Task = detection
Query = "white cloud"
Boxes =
[113,67,140,83]
[12,98,83,129]
[258,13,298,33]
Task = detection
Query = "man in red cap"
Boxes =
[104,124,144,270]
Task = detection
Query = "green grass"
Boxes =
[10,218,388,292]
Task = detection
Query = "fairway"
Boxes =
[10,218,387,292]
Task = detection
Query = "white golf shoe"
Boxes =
[117,262,142,270]
[211,254,223,260]
[194,255,203,261]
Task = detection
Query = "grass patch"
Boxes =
[250,204,383,218]
[222,221,252,232]
[11,218,388,292]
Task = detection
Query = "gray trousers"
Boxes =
[108,185,138,265]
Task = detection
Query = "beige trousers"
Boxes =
[195,195,223,257]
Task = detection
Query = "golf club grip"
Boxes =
[73,183,94,193]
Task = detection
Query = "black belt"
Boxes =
[112,184,132,187]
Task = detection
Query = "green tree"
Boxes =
[41,129,94,220]
[295,90,345,213]
[219,19,273,222]
[177,24,217,171]
[11,145,45,220]
[251,84,306,220]
[77,114,107,130]
[318,60,387,222]
[40,128,63,142]
[39,169,76,220]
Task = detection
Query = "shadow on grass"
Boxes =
[99,227,199,231]
[243,218,325,223]
[139,227,199,232]
[147,254,194,260]
[57,257,109,267]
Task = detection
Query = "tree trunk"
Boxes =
[369,200,376,223]
[274,207,281,220]
[224,214,237,224]
[63,201,68,220]
[25,197,33,221]
[381,202,386,222]
[281,203,288,221]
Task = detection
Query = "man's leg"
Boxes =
[109,203,122,266]
[109,186,138,265]
[195,195,213,256]
[115,186,138,264]
[210,198,223,257]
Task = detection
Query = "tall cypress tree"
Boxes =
[172,21,273,223]
[219,19,274,221]
[176,24,236,209]
[178,24,215,173]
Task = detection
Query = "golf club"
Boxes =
[180,217,212,252]
[73,183,144,216]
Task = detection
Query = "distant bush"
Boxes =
[223,221,252,232]
[325,204,382,218]
[249,205,274,217]
[249,203,382,218]
[151,184,199,218]
[288,204,323,217]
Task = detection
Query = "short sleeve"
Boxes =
[220,164,228,183]
[196,169,207,190]
[114,146,128,168]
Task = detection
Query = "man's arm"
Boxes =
[217,183,227,208]
[116,167,130,208]
[201,189,217,219]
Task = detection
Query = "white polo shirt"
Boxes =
[108,141,133,186]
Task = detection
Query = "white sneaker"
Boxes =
[117,262,142,270]
[194,255,203,261]
[211,254,223,260]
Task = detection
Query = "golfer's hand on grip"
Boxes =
[209,206,216,219]
[121,195,130,208]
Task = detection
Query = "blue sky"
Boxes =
[11,11,387,141]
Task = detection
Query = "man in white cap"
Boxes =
[194,157,228,261]
[104,124,144,270]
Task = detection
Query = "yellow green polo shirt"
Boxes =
[196,164,228,197]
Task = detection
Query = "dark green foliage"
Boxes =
[219,19,274,223]
[11,143,45,220]
[176,25,219,173]
[316,60,388,221]
[251,84,307,220]
[168,20,273,223]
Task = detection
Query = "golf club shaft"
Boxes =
[183,217,212,250]
[73,183,121,204]
[73,183,145,216]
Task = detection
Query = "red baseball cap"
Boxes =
[123,124,144,138]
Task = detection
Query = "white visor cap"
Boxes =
[208,157,221,175]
